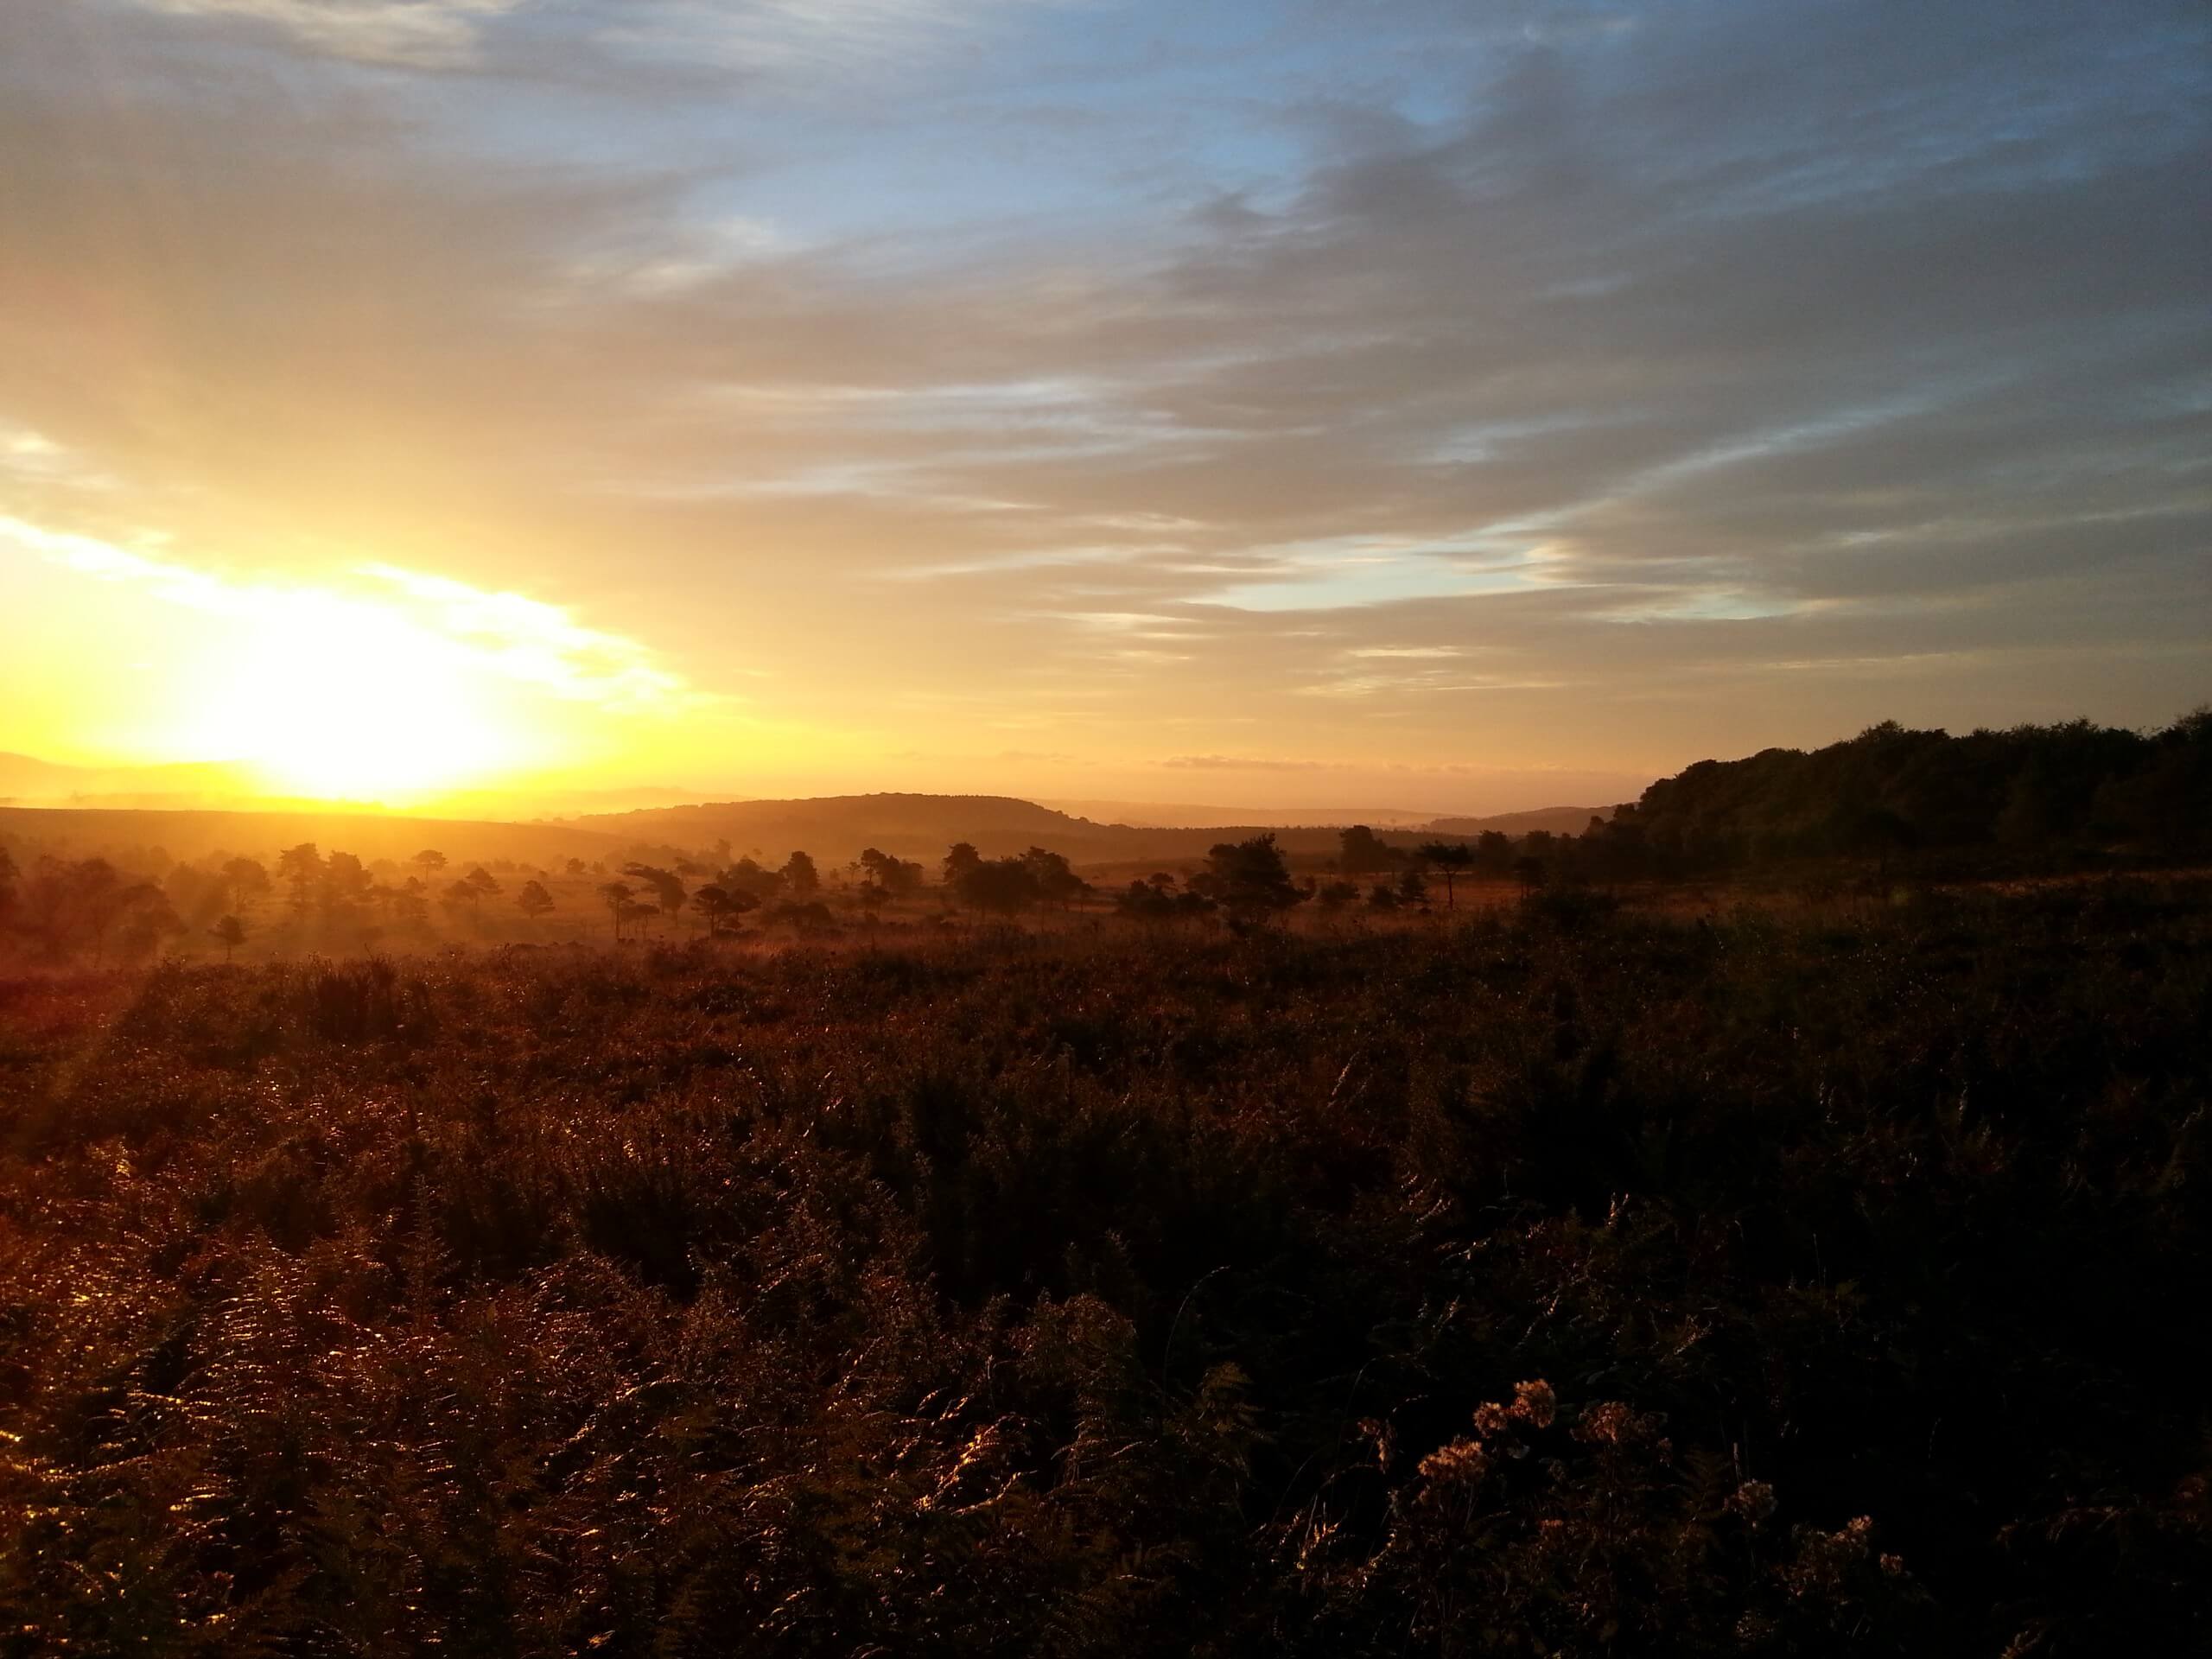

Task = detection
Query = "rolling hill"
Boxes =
[0,805,628,869]
[564,793,1624,868]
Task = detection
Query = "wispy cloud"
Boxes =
[124,0,1053,73]
[0,423,118,493]
[132,0,525,68]
[1165,754,1335,773]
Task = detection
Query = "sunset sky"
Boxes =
[3,0,2207,814]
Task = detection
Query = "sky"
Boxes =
[2,0,2207,815]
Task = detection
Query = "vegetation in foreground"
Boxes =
[2,882,2209,1655]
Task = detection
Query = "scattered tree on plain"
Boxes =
[955,857,1040,916]
[622,863,687,929]
[1415,841,1474,908]
[942,842,982,888]
[1020,846,1090,908]
[597,880,637,940]
[1474,830,1513,875]
[222,856,270,912]
[209,913,246,962]
[277,844,323,916]
[693,885,758,938]
[1194,833,1304,921]
[1338,824,1398,874]
[859,848,925,897]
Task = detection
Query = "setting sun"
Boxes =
[171,587,525,802]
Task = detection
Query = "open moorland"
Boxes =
[3,718,2210,1654]
[3,875,2209,1656]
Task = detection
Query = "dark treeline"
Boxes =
[3,882,2207,1652]
[1580,712,2212,875]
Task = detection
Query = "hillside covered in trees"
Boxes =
[1589,713,2212,873]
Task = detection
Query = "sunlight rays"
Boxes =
[1,515,698,803]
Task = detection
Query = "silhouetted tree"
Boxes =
[208,913,246,962]
[595,880,635,939]
[464,866,502,898]
[621,863,686,928]
[65,859,122,957]
[114,883,183,963]
[1020,847,1090,909]
[860,848,925,897]
[721,858,786,901]
[1416,841,1474,908]
[277,844,323,916]
[564,857,588,877]
[943,842,982,887]
[1195,833,1304,920]
[780,851,820,895]
[391,881,430,928]
[956,858,1040,916]
[221,856,270,912]
[515,880,556,922]
[11,859,186,964]
[323,851,372,912]
[693,885,757,938]
[1338,824,1398,874]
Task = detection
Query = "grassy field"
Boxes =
[3,881,2208,1654]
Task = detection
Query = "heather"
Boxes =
[3,884,2208,1655]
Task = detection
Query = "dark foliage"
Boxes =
[3,883,2209,1654]
[1599,712,2212,872]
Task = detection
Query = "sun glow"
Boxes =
[3,516,702,804]
[175,587,531,801]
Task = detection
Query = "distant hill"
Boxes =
[0,805,626,869]
[1041,799,1443,830]
[563,793,1116,862]
[0,788,1603,879]
[565,791,1544,868]
[1419,805,1619,839]
[0,752,271,810]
